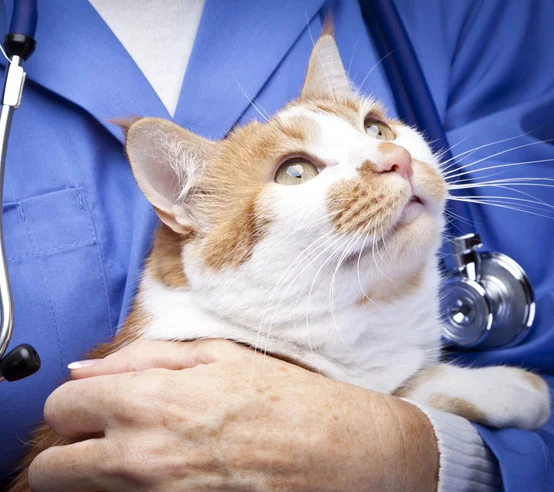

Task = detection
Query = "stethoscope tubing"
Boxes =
[0,62,19,360]
[9,0,38,39]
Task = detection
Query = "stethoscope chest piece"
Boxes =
[441,278,493,348]
[441,234,535,350]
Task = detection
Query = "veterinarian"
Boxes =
[1,1,553,490]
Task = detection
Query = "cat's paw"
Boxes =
[403,364,551,430]
[482,367,550,430]
[446,366,551,430]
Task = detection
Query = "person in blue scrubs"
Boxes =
[1,1,553,490]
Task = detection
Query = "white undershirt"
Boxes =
[89,0,205,116]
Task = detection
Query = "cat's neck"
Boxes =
[134,264,443,393]
[128,225,443,392]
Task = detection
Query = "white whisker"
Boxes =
[258,229,338,335]
[449,194,554,210]
[435,133,474,166]
[449,177,554,189]
[371,227,390,281]
[448,197,554,219]
[262,233,346,366]
[230,73,270,122]
[445,169,512,185]
[438,130,536,168]
[443,144,554,177]
[326,229,363,351]
[449,184,554,212]
[305,236,351,358]
[357,49,398,93]
[356,221,381,310]
[329,228,364,314]
[347,38,360,78]
[445,158,554,182]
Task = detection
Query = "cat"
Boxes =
[9,23,550,492]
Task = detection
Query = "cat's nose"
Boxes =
[381,147,413,180]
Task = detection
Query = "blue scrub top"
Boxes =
[0,1,553,489]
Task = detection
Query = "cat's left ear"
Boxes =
[124,118,214,236]
[301,22,350,99]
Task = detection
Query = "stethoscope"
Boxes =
[0,1,536,384]
[0,0,41,383]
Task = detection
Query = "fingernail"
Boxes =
[68,360,99,370]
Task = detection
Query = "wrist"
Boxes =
[359,391,439,491]
[393,398,440,491]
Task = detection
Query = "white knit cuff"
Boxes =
[404,399,502,492]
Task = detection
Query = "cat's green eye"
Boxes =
[364,117,395,141]
[275,158,319,185]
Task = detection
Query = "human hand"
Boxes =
[29,339,439,491]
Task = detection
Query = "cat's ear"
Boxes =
[301,22,350,99]
[124,118,214,236]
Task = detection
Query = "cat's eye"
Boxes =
[364,117,395,141]
[275,158,319,185]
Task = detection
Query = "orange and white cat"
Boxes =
[10,24,550,492]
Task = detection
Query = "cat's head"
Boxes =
[125,28,447,331]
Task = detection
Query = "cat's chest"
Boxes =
[136,272,442,393]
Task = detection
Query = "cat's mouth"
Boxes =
[397,195,425,225]
[340,194,430,265]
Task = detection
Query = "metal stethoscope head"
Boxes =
[440,233,535,350]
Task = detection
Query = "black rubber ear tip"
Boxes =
[0,343,41,381]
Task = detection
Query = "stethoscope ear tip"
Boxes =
[0,343,41,382]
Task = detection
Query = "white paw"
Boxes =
[469,366,551,430]
[408,364,551,430]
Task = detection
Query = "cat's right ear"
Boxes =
[124,118,214,236]
[300,21,350,100]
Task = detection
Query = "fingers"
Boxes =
[28,439,122,492]
[44,375,126,438]
[69,339,251,380]
[49,337,238,439]
[69,340,214,379]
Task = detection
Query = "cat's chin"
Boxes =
[390,192,444,236]
[340,211,439,272]
[393,212,442,257]
[398,196,425,225]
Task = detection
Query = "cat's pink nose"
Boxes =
[383,147,413,180]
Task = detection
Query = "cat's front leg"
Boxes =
[395,363,551,430]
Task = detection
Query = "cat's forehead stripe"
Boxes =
[279,98,388,134]
[276,115,320,144]
[308,100,360,127]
